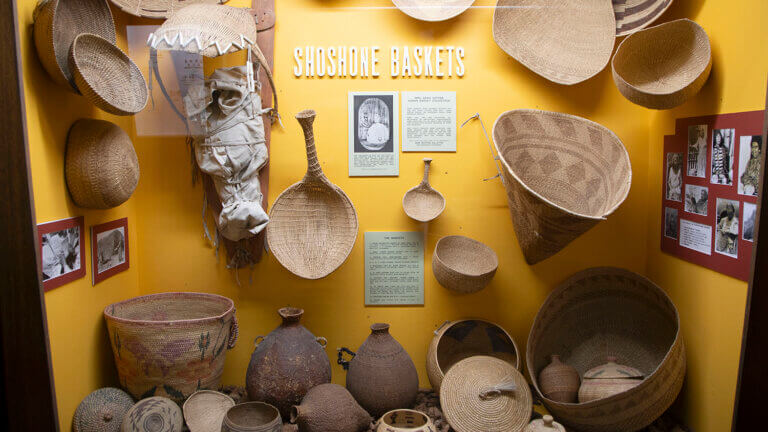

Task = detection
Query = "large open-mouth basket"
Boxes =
[492,109,632,264]
[104,292,238,403]
[526,268,685,432]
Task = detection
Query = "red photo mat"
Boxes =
[661,110,764,281]
[38,216,86,291]
[91,218,130,285]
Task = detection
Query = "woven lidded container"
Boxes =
[73,387,134,432]
[66,119,139,209]
[492,109,632,264]
[110,0,227,19]
[427,319,519,392]
[33,0,116,91]
[613,0,674,36]
[104,293,238,403]
[432,235,498,294]
[612,19,712,110]
[526,267,685,432]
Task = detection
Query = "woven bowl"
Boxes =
[376,409,435,432]
[183,390,235,432]
[65,119,139,209]
[526,268,685,432]
[33,0,116,92]
[222,402,282,432]
[70,33,148,116]
[427,319,520,392]
[493,109,632,264]
[612,19,712,110]
[391,0,475,22]
[432,236,498,294]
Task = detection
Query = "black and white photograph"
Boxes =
[684,184,709,216]
[687,124,708,178]
[41,227,81,282]
[743,202,757,242]
[715,198,740,258]
[96,227,126,274]
[348,91,399,176]
[666,153,683,201]
[738,135,762,196]
[665,207,679,240]
[711,128,735,185]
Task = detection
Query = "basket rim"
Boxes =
[378,408,434,429]
[614,0,675,37]
[612,18,712,97]
[492,109,632,221]
[432,318,521,370]
[104,292,235,325]
[433,235,498,277]
[525,267,682,408]
[109,0,228,19]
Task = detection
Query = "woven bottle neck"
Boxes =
[278,307,304,325]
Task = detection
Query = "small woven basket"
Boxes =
[70,33,148,116]
[183,390,235,432]
[33,0,116,92]
[492,109,632,264]
[432,236,498,294]
[104,293,238,403]
[526,268,685,432]
[110,0,227,19]
[612,19,712,110]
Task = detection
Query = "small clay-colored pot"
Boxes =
[375,409,435,432]
[538,354,580,403]
[290,383,371,432]
[578,356,644,403]
[222,402,282,432]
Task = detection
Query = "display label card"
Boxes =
[402,91,457,152]
[349,92,399,176]
[364,232,424,306]
[679,219,712,255]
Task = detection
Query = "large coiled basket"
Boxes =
[526,268,685,432]
[104,292,238,403]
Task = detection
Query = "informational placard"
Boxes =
[364,232,424,305]
[661,111,764,281]
[349,92,399,176]
[402,91,457,152]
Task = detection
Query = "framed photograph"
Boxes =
[711,128,735,185]
[738,135,762,196]
[684,184,709,216]
[38,216,85,291]
[666,152,682,201]
[687,124,707,178]
[743,202,757,242]
[664,207,679,240]
[348,91,399,176]
[715,198,739,258]
[92,218,129,285]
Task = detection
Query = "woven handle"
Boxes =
[337,347,356,371]
[254,335,265,347]
[478,380,518,400]
[421,158,433,186]
[227,315,239,349]
[296,110,325,180]
[461,113,505,184]
[434,320,451,336]
[316,336,328,348]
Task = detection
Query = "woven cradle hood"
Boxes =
[492,110,632,264]
[493,0,616,85]
[613,0,674,36]
[110,0,228,19]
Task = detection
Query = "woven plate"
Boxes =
[613,0,674,36]
[441,356,532,432]
[493,0,616,85]
[109,0,227,19]
[183,391,235,432]
[392,0,475,22]
[612,19,712,110]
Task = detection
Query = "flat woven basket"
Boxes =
[104,292,238,403]
[391,0,475,22]
[492,109,632,264]
[493,0,616,85]
[613,0,674,36]
[612,19,712,110]
[109,0,227,19]
[65,119,139,209]
[70,33,148,116]
[33,0,115,92]
[526,268,685,432]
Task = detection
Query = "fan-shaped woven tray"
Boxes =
[526,267,685,432]
[493,0,616,85]
[612,19,712,110]
[613,0,674,36]
[392,0,475,22]
[109,0,227,19]
[492,110,631,264]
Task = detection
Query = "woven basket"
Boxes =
[183,390,235,432]
[109,0,227,19]
[70,34,148,116]
[493,0,616,85]
[391,0,475,22]
[427,319,520,392]
[492,110,632,264]
[612,19,712,110]
[432,236,498,294]
[65,119,139,209]
[613,0,674,36]
[104,293,238,403]
[526,268,685,432]
[33,0,116,92]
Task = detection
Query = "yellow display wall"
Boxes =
[15,1,766,431]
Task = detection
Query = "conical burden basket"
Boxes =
[492,110,631,264]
